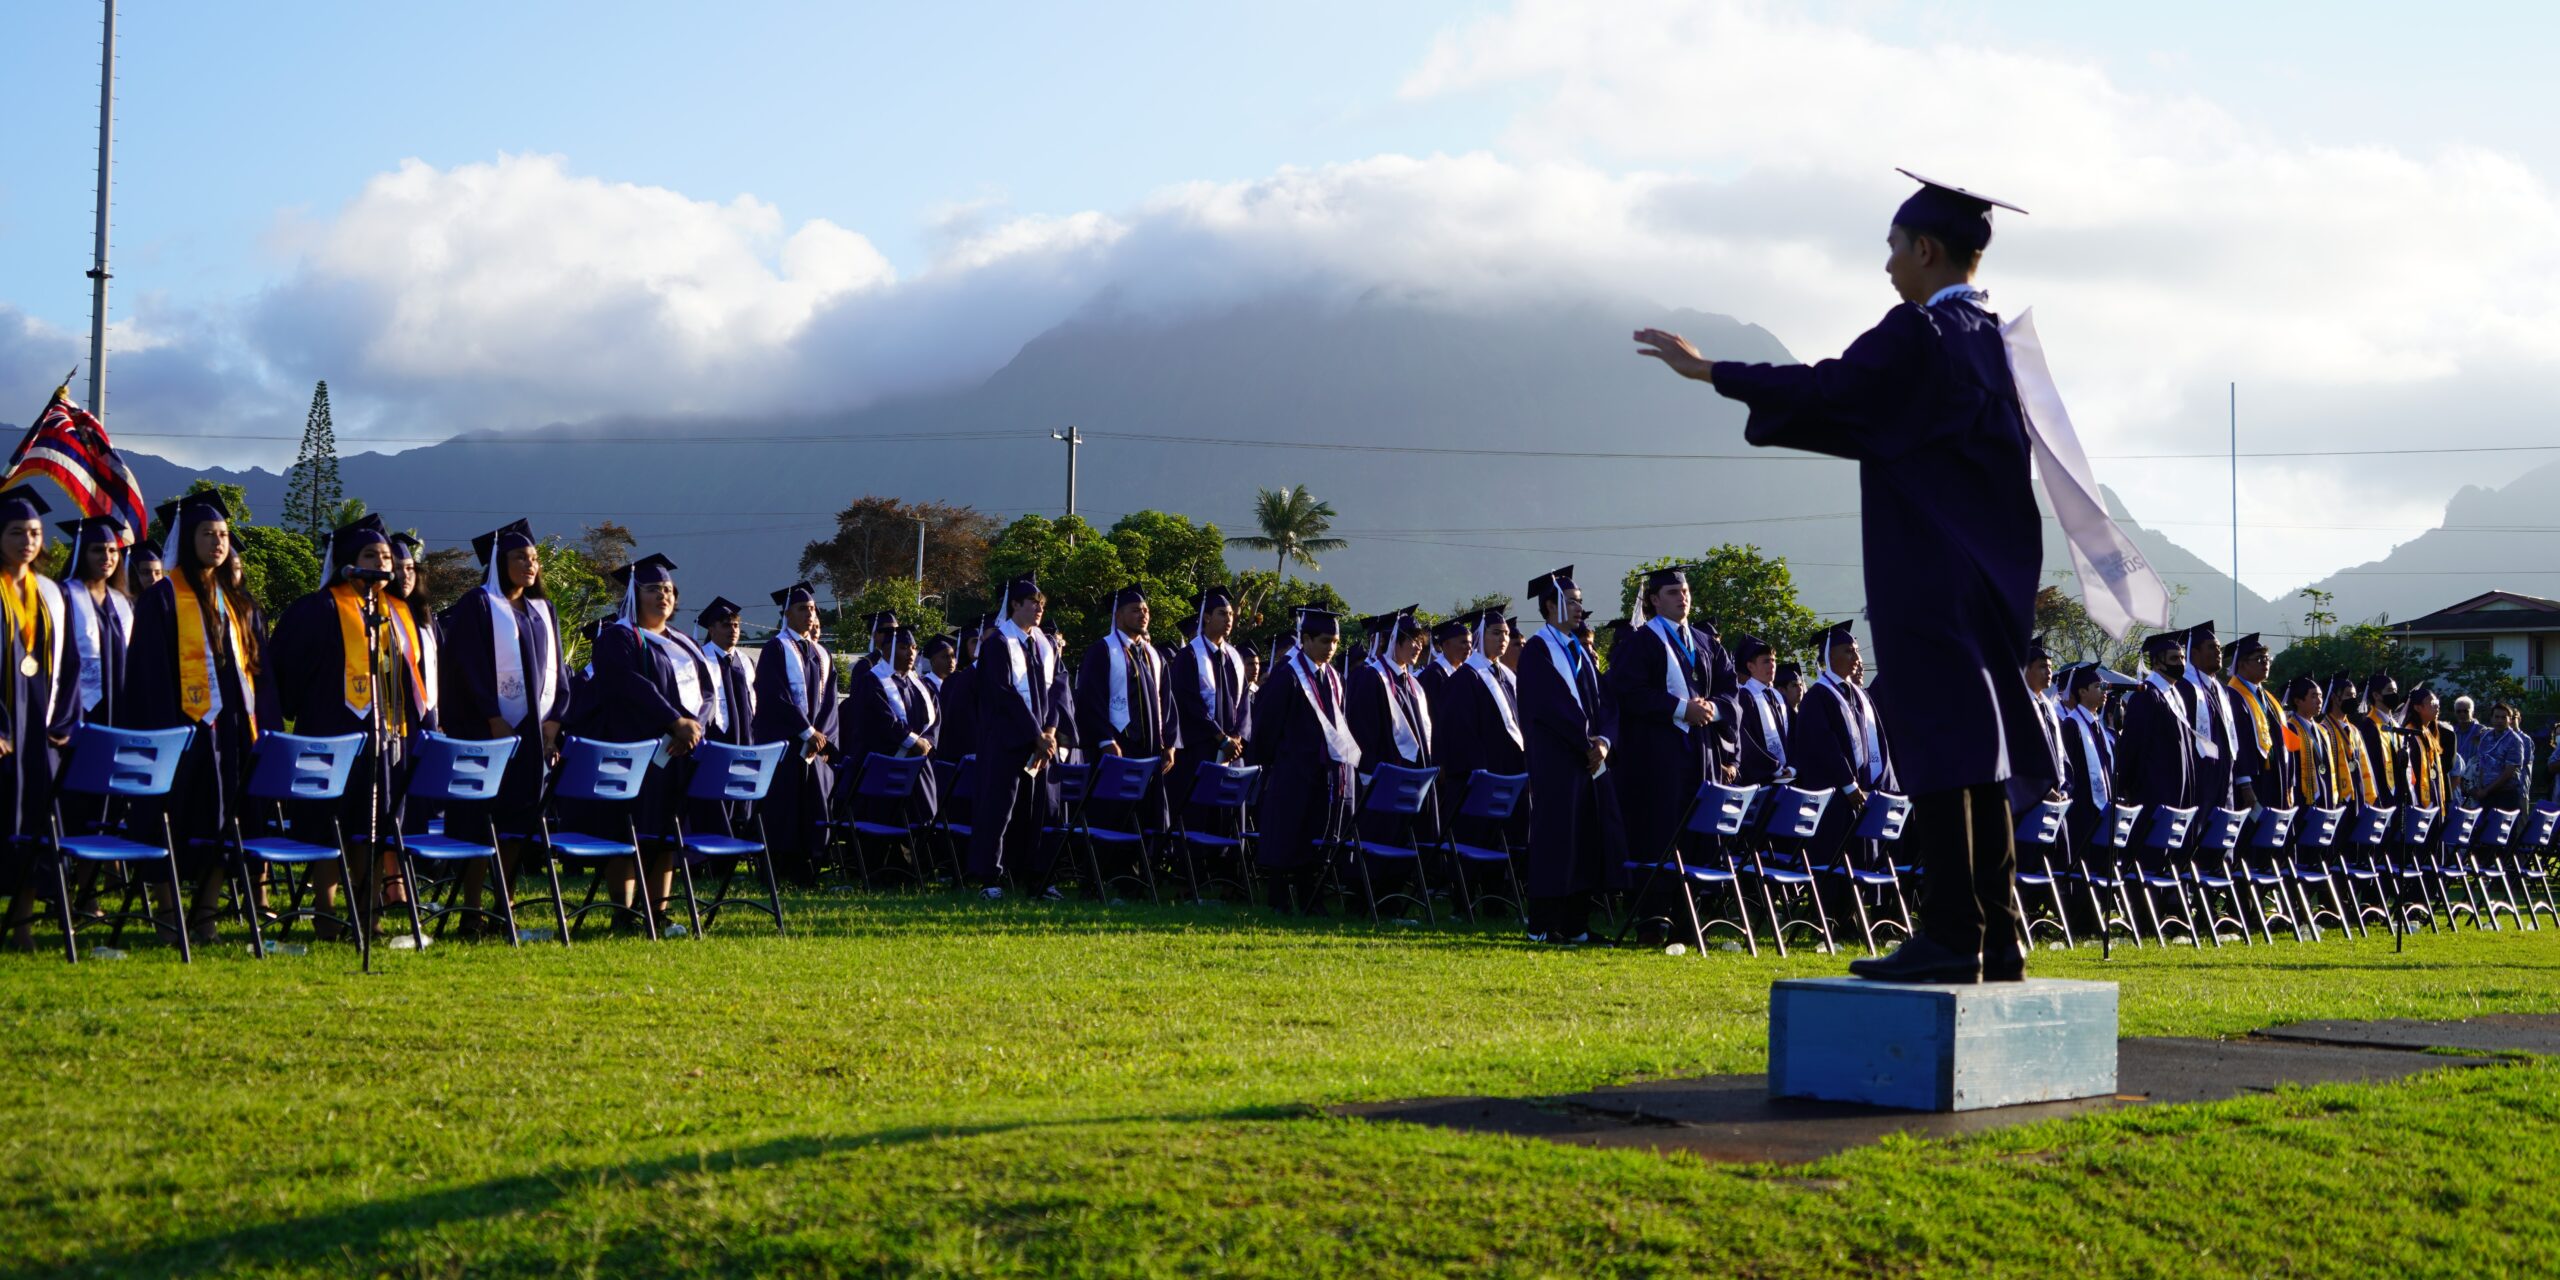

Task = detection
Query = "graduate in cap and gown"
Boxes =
[2320,671,2380,807]
[969,576,1065,897]
[935,614,992,766]
[122,537,164,596]
[1455,608,1529,784]
[124,490,268,942]
[0,489,76,950]
[266,514,441,927]
[1731,634,1794,786]
[846,622,941,830]
[752,582,840,887]
[385,530,440,726]
[435,519,573,922]
[2005,636,2069,821]
[1348,607,1438,846]
[1775,662,1806,716]
[2284,675,2337,811]
[1514,568,1625,942]
[2351,670,2410,808]
[53,515,129,733]
[2054,664,2120,852]
[1075,582,1180,833]
[2118,631,2199,823]
[2178,622,2237,816]
[1789,622,1895,801]
[2224,633,2285,811]
[573,553,719,923]
[1641,170,2049,981]
[1168,586,1249,825]
[693,598,757,748]
[2402,683,2453,814]
[1247,606,1360,912]
[922,632,956,695]
[1606,564,1740,863]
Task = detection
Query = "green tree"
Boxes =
[826,577,951,656]
[798,496,997,628]
[1225,570,1351,658]
[534,538,618,668]
[1225,485,1346,579]
[149,479,317,618]
[2298,586,2337,638]
[280,380,341,552]
[1617,545,1820,666]
[2267,621,2444,694]
[982,510,1233,651]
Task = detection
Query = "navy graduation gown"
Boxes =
[2116,683,2195,811]
[753,631,841,872]
[845,666,941,824]
[568,622,707,838]
[2058,710,2115,853]
[1515,630,1626,898]
[968,626,1063,884]
[437,588,571,822]
[1789,679,1893,795]
[2004,688,2067,819]
[1348,660,1438,845]
[62,580,127,731]
[2225,680,2286,808]
[0,581,76,888]
[1713,294,2042,796]
[936,664,979,765]
[123,577,267,858]
[1075,633,1179,829]
[1734,682,1793,786]
[1247,657,1354,870]
[1168,638,1248,817]
[1605,618,1740,860]
[267,587,439,832]
[2182,677,2237,813]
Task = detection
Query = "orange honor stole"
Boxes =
[172,574,257,737]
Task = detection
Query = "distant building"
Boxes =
[2391,590,2560,691]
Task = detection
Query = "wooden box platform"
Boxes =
[1768,977,2119,1112]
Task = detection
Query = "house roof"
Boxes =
[2393,590,2560,636]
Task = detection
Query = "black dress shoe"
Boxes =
[1983,946,2027,982]
[1846,934,1982,983]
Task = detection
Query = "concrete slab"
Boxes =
[2252,1014,2560,1055]
[1335,1033,2506,1165]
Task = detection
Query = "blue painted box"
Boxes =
[1768,977,2118,1112]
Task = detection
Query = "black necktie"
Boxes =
[1213,648,1235,726]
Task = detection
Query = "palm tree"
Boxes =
[1227,485,1348,579]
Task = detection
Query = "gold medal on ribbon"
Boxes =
[17,655,34,678]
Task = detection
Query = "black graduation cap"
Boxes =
[0,486,51,525]
[1002,574,1043,605]
[1192,583,1234,613]
[1386,605,1424,641]
[1527,565,1577,604]
[1431,615,1469,643]
[577,616,615,643]
[56,514,124,555]
[2283,674,2322,703]
[473,519,536,566]
[2230,632,2267,660]
[1816,619,1856,663]
[697,596,743,626]
[772,582,817,610]
[2062,664,2105,697]
[1175,615,1200,640]
[387,530,423,561]
[1358,610,1396,638]
[2362,669,2397,697]
[1892,168,2027,255]
[1104,582,1148,611]
[1774,662,1803,686]
[611,552,677,586]
[1642,564,1689,592]
[2185,620,2217,648]
[125,538,162,567]
[861,608,899,635]
[328,513,389,568]
[2026,634,2051,662]
[1293,606,1341,638]
[156,489,230,535]
[2140,630,2184,659]
[1267,632,1295,665]
[2324,670,2361,712]
[2406,681,2438,705]
[1731,633,1772,664]
[923,632,957,658]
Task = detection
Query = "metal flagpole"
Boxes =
[913,517,925,582]
[86,0,117,417]
[2229,382,2238,630]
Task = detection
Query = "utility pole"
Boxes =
[2229,382,2238,632]
[1051,424,1083,539]
[913,517,925,583]
[86,0,117,417]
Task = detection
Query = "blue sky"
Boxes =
[5,1,2560,594]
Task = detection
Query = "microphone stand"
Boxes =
[359,577,393,971]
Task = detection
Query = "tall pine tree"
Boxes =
[281,380,342,551]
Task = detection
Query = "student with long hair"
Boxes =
[123,490,265,944]
[53,515,128,731]
[435,519,572,928]
[575,552,711,928]
[0,490,75,949]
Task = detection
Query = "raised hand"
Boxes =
[1633,328,1716,382]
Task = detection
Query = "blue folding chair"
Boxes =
[230,731,368,960]
[2464,807,2526,931]
[1835,792,1917,953]
[1617,780,1757,953]
[2388,805,2460,930]
[45,724,196,962]
[837,752,933,888]
[1440,770,1528,922]
[1071,753,1164,904]
[2422,806,2488,929]
[1346,763,1437,924]
[670,739,789,934]
[1171,762,1259,903]
[2290,804,2357,940]
[391,733,522,947]
[2072,802,2148,953]
[2507,804,2560,929]
[2340,803,2415,945]
[936,757,978,877]
[2133,805,2201,946]
[1746,785,1837,956]
[1039,761,1098,897]
[2236,805,2305,942]
[2011,799,2075,950]
[517,736,660,943]
[2181,807,2254,946]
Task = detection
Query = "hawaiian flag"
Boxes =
[5,385,147,544]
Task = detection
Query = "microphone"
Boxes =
[346,567,395,584]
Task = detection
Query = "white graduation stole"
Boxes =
[1368,657,1421,760]
[1291,653,1360,767]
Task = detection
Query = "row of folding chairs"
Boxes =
[2021,798,2560,953]
[39,724,802,962]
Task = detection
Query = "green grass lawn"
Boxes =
[8,894,2560,1277]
